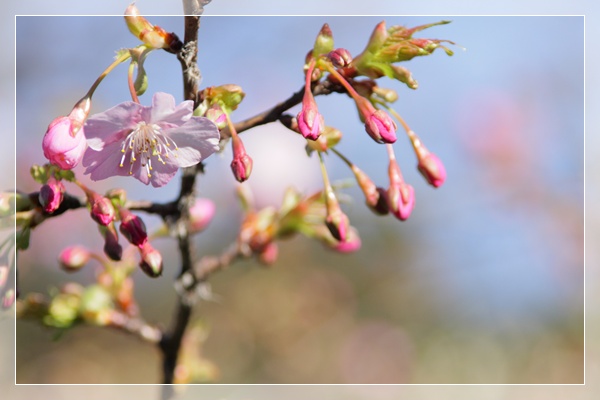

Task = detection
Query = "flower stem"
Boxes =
[84,51,131,99]
[319,61,362,102]
[330,147,353,168]
[127,62,141,103]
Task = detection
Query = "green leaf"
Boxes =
[30,164,49,184]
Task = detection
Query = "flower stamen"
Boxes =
[119,122,179,176]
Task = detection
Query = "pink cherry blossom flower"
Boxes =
[42,116,87,170]
[82,92,220,187]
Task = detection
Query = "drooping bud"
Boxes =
[38,177,65,214]
[118,208,148,248]
[350,165,388,215]
[324,189,349,242]
[297,59,325,141]
[103,224,123,261]
[189,198,216,234]
[89,192,116,226]
[58,245,91,272]
[313,23,334,57]
[327,48,353,68]
[387,159,415,220]
[360,100,397,144]
[297,97,325,141]
[332,227,362,253]
[387,182,415,221]
[139,242,163,278]
[230,135,253,182]
[407,130,447,188]
[124,3,181,51]
[42,117,87,170]
[418,153,447,188]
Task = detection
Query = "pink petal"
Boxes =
[164,117,220,168]
[150,92,194,126]
[84,101,145,150]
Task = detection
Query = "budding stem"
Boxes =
[330,147,353,168]
[320,62,362,103]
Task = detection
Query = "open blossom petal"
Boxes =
[82,92,220,187]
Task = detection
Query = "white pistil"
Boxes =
[119,122,179,177]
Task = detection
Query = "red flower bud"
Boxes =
[39,177,65,214]
[119,208,148,248]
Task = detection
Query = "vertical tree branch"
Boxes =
[159,15,201,399]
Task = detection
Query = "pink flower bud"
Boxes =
[119,208,148,248]
[258,241,278,266]
[189,198,215,234]
[387,158,415,220]
[387,182,415,221]
[103,225,123,261]
[230,136,253,182]
[332,227,361,253]
[297,98,325,141]
[38,177,65,214]
[58,245,91,272]
[417,152,447,188]
[42,116,87,170]
[325,209,349,243]
[139,242,163,278]
[365,109,397,144]
[327,48,353,68]
[89,193,115,226]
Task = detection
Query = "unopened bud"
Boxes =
[124,3,180,50]
[297,105,325,141]
[418,152,447,188]
[42,116,87,170]
[58,245,91,272]
[258,241,278,266]
[119,208,148,247]
[89,193,116,226]
[387,182,415,221]
[331,227,362,253]
[365,109,397,144]
[103,224,123,261]
[327,48,353,68]
[231,136,253,182]
[139,242,163,278]
[189,198,215,234]
[313,23,334,57]
[39,177,64,214]
[408,130,447,188]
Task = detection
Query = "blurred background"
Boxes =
[2,0,597,399]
